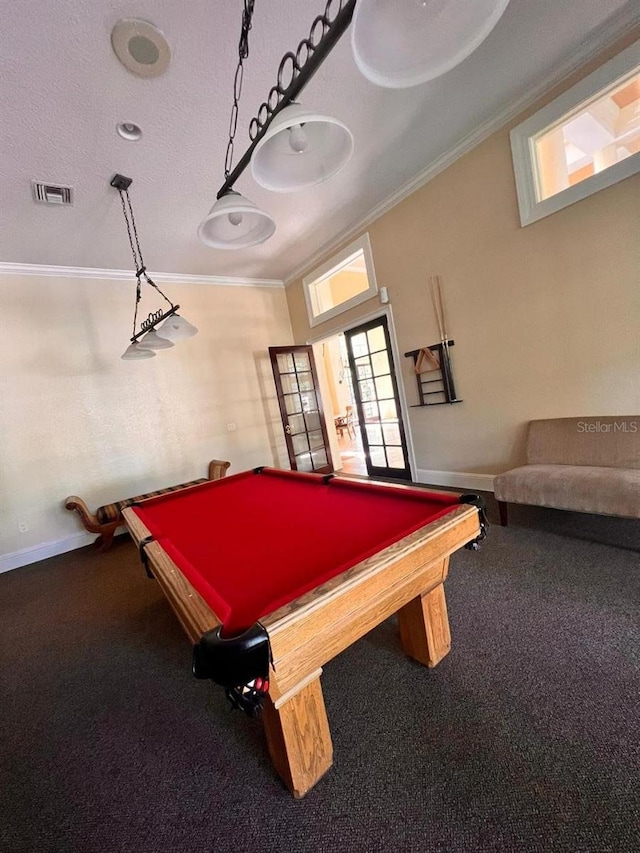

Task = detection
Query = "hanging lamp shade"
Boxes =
[351,0,511,88]
[250,103,354,192]
[121,343,156,360]
[139,329,175,350]
[198,191,275,249]
[156,313,199,341]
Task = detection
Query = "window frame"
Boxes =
[302,233,379,327]
[510,39,640,227]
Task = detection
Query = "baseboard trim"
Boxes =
[0,531,97,574]
[416,469,496,493]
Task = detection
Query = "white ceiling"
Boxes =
[0,0,636,282]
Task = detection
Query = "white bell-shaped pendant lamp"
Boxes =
[156,313,199,341]
[121,343,156,360]
[351,0,511,88]
[198,191,275,249]
[138,329,175,350]
[251,103,354,192]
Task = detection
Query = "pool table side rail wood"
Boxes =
[263,506,479,702]
[123,507,220,643]
[263,504,475,630]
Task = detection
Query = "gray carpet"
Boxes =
[1,507,639,853]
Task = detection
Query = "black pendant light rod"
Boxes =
[216,0,356,200]
[129,305,180,343]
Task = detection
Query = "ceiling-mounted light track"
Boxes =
[213,0,357,207]
[198,0,511,249]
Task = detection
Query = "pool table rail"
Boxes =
[123,507,221,643]
[263,504,478,699]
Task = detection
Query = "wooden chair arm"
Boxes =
[66,459,230,541]
[64,495,102,534]
[208,459,231,480]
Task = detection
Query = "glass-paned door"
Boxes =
[269,345,333,474]
[345,317,411,480]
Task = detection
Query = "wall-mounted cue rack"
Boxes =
[404,341,463,407]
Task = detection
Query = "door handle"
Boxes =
[285,424,291,434]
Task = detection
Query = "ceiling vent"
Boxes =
[32,181,73,205]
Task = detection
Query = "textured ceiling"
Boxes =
[0,0,636,281]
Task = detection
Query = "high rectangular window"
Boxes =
[534,70,639,201]
[303,234,378,327]
[511,40,640,226]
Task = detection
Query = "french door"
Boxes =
[269,345,333,474]
[345,317,412,481]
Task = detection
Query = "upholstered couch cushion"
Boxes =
[494,464,640,518]
[526,417,640,469]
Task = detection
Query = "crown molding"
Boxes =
[284,4,639,286]
[0,262,284,288]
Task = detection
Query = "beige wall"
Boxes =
[286,37,640,478]
[0,273,292,561]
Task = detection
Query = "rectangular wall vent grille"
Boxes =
[32,181,73,205]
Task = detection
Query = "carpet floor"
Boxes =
[1,505,639,853]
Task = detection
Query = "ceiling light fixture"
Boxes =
[199,0,510,250]
[198,190,275,250]
[251,102,354,192]
[116,121,142,141]
[110,174,198,361]
[351,0,511,88]
[197,2,275,249]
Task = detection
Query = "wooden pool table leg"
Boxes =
[397,558,451,668]
[262,672,333,798]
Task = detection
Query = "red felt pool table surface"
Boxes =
[132,467,461,633]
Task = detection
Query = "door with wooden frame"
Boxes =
[345,316,412,481]
[269,345,333,474]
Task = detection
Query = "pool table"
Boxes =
[122,467,485,797]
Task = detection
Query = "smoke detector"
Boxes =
[32,181,73,205]
[111,19,171,78]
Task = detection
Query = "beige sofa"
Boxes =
[493,417,640,525]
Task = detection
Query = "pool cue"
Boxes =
[429,276,445,342]
[431,275,457,402]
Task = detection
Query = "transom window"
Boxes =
[534,69,639,201]
[302,233,378,327]
[511,40,640,226]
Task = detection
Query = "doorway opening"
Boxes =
[314,314,413,481]
[319,333,367,475]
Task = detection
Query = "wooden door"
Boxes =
[269,345,333,474]
[344,317,412,481]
